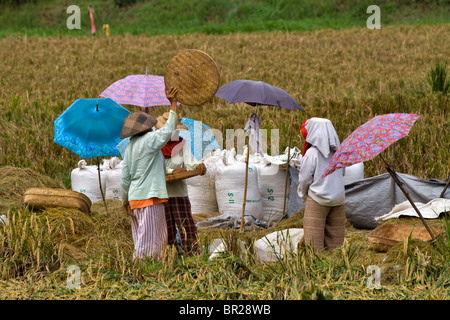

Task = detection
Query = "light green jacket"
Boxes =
[121,110,177,205]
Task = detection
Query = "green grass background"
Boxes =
[0,0,448,37]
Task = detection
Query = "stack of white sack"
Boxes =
[71,157,125,203]
[186,149,224,214]
[262,147,302,169]
[71,159,108,203]
[235,147,293,222]
[191,147,303,222]
[215,148,264,219]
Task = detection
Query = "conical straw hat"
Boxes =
[120,111,157,139]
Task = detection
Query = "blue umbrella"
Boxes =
[54,98,130,213]
[179,117,220,160]
[115,117,220,160]
[54,98,131,159]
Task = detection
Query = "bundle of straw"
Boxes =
[24,188,91,215]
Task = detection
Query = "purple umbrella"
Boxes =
[322,113,436,243]
[100,69,173,108]
[215,80,304,111]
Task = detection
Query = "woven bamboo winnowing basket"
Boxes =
[165,164,207,183]
[368,223,438,252]
[24,188,92,215]
[164,49,220,106]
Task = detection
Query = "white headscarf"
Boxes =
[304,117,340,158]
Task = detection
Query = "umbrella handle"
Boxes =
[282,114,294,219]
[97,159,108,214]
[240,145,250,232]
[385,165,436,244]
[440,177,450,198]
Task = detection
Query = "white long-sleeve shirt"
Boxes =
[297,146,345,207]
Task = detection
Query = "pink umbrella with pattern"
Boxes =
[322,113,421,178]
[321,113,437,243]
[100,68,175,108]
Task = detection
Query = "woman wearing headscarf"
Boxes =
[155,113,203,255]
[298,118,345,252]
[120,87,179,260]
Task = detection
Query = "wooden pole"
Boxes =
[380,155,436,244]
[240,144,250,232]
[97,159,108,214]
[440,176,450,198]
[390,143,396,209]
[282,114,294,219]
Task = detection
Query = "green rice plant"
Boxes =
[300,282,333,300]
[427,61,450,95]
[432,214,450,266]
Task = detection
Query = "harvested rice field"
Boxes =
[0,23,449,302]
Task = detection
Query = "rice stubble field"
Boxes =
[0,24,449,300]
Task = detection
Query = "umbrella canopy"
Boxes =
[179,117,220,160]
[318,113,438,243]
[54,98,131,159]
[321,113,421,179]
[215,80,304,111]
[115,117,220,160]
[99,71,173,108]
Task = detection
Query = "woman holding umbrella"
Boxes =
[297,118,346,252]
[120,87,179,261]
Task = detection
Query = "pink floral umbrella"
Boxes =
[99,69,173,108]
[322,113,421,178]
[321,113,436,243]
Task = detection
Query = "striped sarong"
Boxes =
[130,203,167,260]
[303,196,346,252]
[165,197,199,255]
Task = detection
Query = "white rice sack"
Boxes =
[208,238,247,260]
[343,162,364,185]
[249,153,287,222]
[257,164,287,222]
[105,157,123,200]
[186,149,224,214]
[238,151,291,222]
[215,156,263,219]
[71,160,107,203]
[254,228,304,263]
